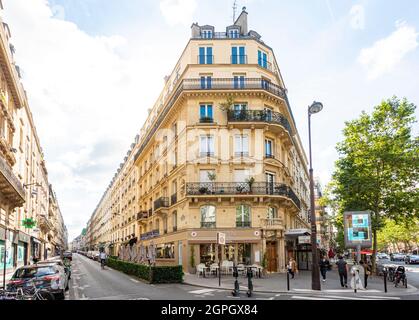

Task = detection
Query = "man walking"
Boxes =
[336,255,348,288]
[319,256,330,281]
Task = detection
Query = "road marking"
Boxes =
[359,295,401,300]
[188,288,216,294]
[130,278,139,283]
[292,296,336,300]
[321,295,380,300]
[275,294,281,297]
[130,298,150,300]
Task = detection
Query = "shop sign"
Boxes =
[298,236,311,244]
[343,211,372,249]
[217,232,226,245]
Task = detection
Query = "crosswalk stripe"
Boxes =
[188,288,216,294]
[359,295,401,300]
[292,296,336,300]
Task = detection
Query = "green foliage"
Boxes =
[107,258,184,284]
[207,172,216,181]
[377,219,419,251]
[218,96,235,112]
[325,97,419,269]
[245,177,255,187]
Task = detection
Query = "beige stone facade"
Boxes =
[0,2,67,275]
[86,10,311,273]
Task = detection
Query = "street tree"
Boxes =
[327,97,418,271]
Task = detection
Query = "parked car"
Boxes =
[93,251,100,261]
[377,253,390,260]
[405,255,419,264]
[7,264,69,300]
[391,253,406,261]
[38,258,71,280]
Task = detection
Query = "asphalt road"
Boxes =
[68,254,419,300]
[385,259,419,290]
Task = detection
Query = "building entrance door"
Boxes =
[266,241,278,272]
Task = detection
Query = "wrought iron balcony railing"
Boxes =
[231,55,248,64]
[140,229,160,241]
[236,221,251,228]
[154,197,169,211]
[186,182,301,209]
[201,221,216,228]
[197,55,214,64]
[199,117,214,123]
[134,78,287,163]
[227,109,292,136]
[261,218,283,229]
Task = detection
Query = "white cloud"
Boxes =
[2,0,172,240]
[358,21,418,79]
[349,4,365,30]
[159,0,197,26]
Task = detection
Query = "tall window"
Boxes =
[233,104,247,117]
[200,104,213,122]
[235,135,249,156]
[201,205,216,228]
[258,50,268,68]
[232,46,246,64]
[267,207,278,220]
[199,47,213,64]
[265,172,275,194]
[236,205,251,227]
[233,76,245,89]
[264,107,273,121]
[200,135,214,156]
[200,76,212,89]
[265,139,274,158]
[172,211,178,231]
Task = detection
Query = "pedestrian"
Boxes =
[287,257,298,279]
[360,260,372,288]
[319,256,330,281]
[328,248,335,263]
[336,255,348,288]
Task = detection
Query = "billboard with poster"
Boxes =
[343,211,372,248]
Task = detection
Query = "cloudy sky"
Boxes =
[2,0,418,241]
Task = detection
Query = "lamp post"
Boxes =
[308,101,323,291]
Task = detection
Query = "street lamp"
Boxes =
[308,101,323,291]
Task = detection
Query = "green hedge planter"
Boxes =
[107,258,183,284]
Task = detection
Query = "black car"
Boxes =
[7,264,69,300]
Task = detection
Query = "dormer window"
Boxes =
[201,30,213,39]
[229,29,240,38]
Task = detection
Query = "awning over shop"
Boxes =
[31,237,42,245]
[284,228,311,238]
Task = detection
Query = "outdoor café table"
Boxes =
[210,265,219,277]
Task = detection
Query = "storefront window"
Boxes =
[156,242,175,259]
[224,244,235,261]
[200,244,216,264]
[0,240,14,270]
[237,243,251,265]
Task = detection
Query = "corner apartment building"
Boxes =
[86,9,311,272]
[0,2,67,274]
[314,179,333,253]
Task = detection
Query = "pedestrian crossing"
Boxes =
[291,294,401,300]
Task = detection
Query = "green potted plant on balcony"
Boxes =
[218,95,235,112]
[207,172,216,194]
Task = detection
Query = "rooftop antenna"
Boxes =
[232,0,237,23]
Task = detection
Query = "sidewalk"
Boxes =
[184,269,418,296]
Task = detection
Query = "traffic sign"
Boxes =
[217,232,226,245]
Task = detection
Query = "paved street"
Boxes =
[68,254,419,300]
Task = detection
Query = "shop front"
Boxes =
[30,236,42,262]
[17,231,30,267]
[0,229,16,273]
[285,228,312,271]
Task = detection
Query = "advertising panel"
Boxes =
[343,211,372,249]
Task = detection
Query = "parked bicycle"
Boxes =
[4,279,55,300]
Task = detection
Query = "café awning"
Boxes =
[284,228,311,238]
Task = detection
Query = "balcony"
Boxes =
[0,156,25,208]
[236,221,251,228]
[231,55,248,64]
[199,152,215,158]
[154,197,169,212]
[197,55,214,64]
[171,193,177,206]
[199,117,214,124]
[38,214,53,232]
[193,32,257,40]
[186,182,301,210]
[140,229,160,241]
[137,211,149,220]
[261,218,283,230]
[134,77,287,163]
[227,109,292,137]
[201,222,216,228]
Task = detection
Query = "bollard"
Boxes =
[383,267,388,293]
[287,270,290,291]
[246,267,253,297]
[231,266,240,297]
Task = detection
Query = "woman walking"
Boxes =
[319,256,330,282]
